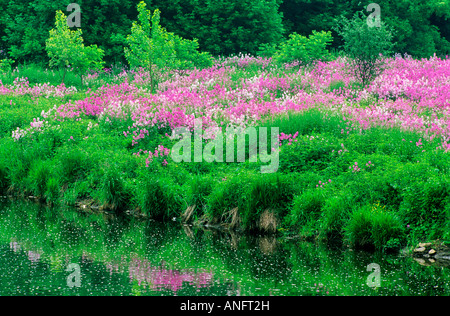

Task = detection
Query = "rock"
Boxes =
[419,242,432,248]
[429,249,436,255]
[414,258,426,265]
[414,247,426,253]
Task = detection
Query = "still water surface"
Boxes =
[0,199,448,296]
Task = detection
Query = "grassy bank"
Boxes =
[1,56,449,252]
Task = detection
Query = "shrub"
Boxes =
[334,11,394,86]
[124,1,212,92]
[273,30,333,65]
[46,10,104,84]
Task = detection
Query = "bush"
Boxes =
[125,2,212,92]
[273,30,333,65]
[46,10,104,84]
[334,11,394,86]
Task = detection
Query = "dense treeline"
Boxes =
[0,0,449,65]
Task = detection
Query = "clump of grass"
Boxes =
[285,188,327,238]
[242,173,296,232]
[136,173,181,220]
[183,174,216,223]
[45,176,60,205]
[100,165,130,212]
[319,194,352,241]
[27,159,52,198]
[345,203,406,251]
[205,174,250,226]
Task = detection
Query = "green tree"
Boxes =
[150,0,285,56]
[45,10,104,84]
[124,1,212,92]
[335,11,394,87]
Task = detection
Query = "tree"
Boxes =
[150,0,285,56]
[335,11,394,87]
[124,1,212,92]
[45,10,104,84]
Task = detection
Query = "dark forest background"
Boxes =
[0,0,449,65]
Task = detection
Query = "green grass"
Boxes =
[1,73,449,252]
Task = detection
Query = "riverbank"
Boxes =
[1,56,449,253]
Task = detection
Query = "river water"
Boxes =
[0,199,448,296]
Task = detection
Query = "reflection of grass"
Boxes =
[1,200,450,296]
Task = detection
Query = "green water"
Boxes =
[0,199,448,296]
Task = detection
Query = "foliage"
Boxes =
[150,0,285,56]
[124,1,212,91]
[334,11,394,86]
[272,31,333,64]
[45,10,104,84]
[345,204,406,251]
[0,54,449,250]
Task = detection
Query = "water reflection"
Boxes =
[0,199,449,296]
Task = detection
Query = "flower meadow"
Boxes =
[0,54,449,251]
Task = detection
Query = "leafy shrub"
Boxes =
[334,11,394,86]
[125,1,212,91]
[273,30,333,65]
[46,10,104,84]
[278,134,340,173]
